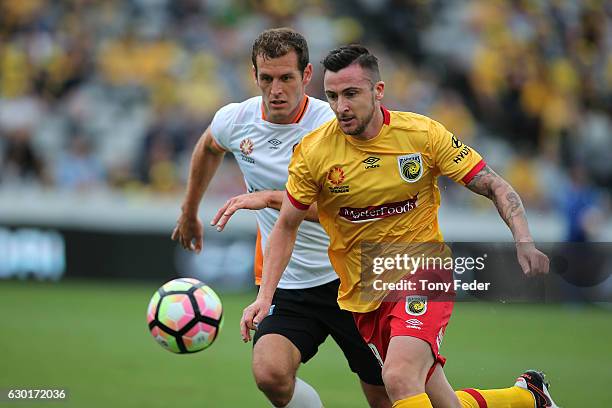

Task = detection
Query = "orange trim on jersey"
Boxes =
[287,191,310,210]
[462,159,486,184]
[261,95,309,124]
[462,389,488,408]
[381,105,391,125]
[293,96,309,123]
[254,227,263,285]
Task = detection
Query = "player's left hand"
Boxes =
[211,191,271,232]
[240,297,271,343]
[516,242,550,276]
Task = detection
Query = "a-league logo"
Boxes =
[327,166,346,186]
[405,295,427,316]
[239,138,254,156]
[397,153,423,183]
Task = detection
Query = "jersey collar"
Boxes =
[381,105,391,125]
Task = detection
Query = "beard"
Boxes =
[340,96,376,136]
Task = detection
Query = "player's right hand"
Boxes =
[171,213,203,253]
[240,297,272,343]
[516,241,549,276]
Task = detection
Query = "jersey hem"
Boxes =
[339,299,384,313]
[209,132,228,153]
[276,273,339,289]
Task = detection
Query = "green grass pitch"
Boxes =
[0,280,610,407]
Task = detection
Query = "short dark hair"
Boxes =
[322,45,381,82]
[251,28,309,75]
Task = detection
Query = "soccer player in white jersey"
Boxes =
[172,28,390,408]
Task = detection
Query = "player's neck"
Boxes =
[263,95,308,125]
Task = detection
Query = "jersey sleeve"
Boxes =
[285,142,319,210]
[429,119,486,185]
[209,103,240,151]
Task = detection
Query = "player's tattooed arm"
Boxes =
[466,165,550,275]
[465,165,531,243]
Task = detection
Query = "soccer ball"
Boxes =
[147,278,223,353]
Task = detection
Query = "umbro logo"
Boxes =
[406,318,423,326]
[405,318,423,330]
[268,138,282,149]
[363,156,380,169]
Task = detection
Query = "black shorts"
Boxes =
[253,279,383,386]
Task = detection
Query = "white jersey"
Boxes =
[210,96,337,289]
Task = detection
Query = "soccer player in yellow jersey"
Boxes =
[240,45,559,408]
[174,32,390,408]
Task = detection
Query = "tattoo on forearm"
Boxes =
[504,192,522,218]
[466,165,496,198]
[467,166,527,231]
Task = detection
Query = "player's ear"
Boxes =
[302,63,313,86]
[374,81,385,102]
[252,65,258,85]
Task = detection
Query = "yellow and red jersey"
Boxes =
[286,107,485,312]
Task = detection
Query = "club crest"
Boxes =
[397,153,423,183]
[405,295,427,316]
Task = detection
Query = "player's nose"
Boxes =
[271,79,284,95]
[337,97,351,112]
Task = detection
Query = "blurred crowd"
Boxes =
[0,0,609,236]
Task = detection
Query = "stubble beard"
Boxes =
[344,100,376,136]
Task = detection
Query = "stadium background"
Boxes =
[0,0,610,406]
